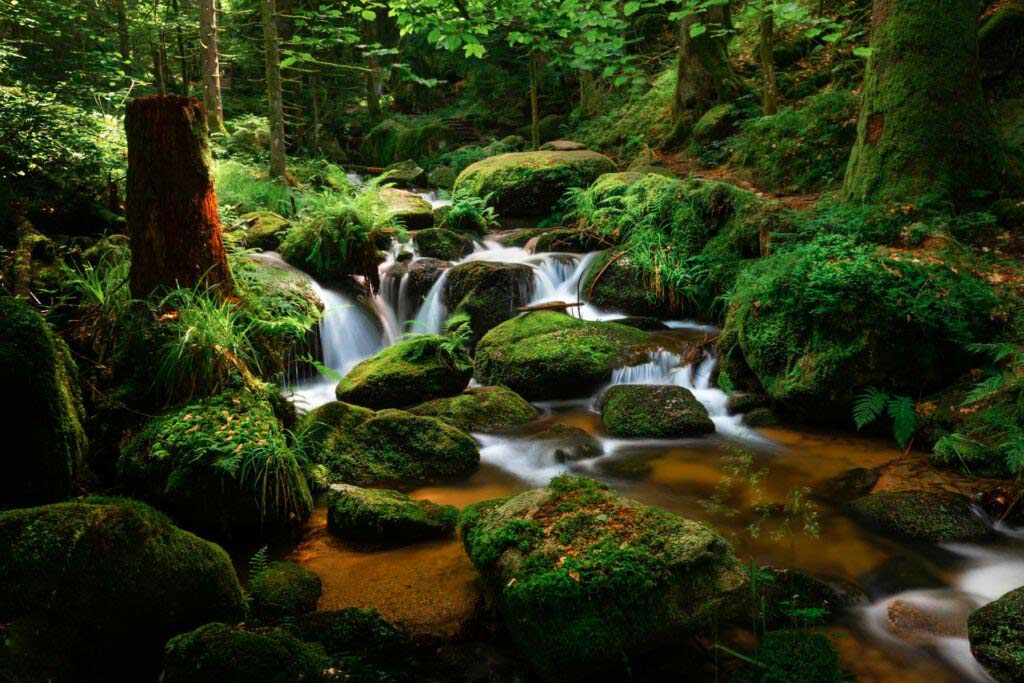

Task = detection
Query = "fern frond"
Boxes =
[964,373,1006,405]
[853,386,889,430]
[887,395,917,448]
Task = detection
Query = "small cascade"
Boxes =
[413,188,451,209]
[411,269,451,335]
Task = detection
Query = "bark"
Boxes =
[842,0,1021,203]
[261,0,289,180]
[672,4,738,129]
[171,0,189,96]
[124,96,232,298]
[364,14,382,123]
[199,0,226,134]
[529,52,541,151]
[578,69,597,116]
[759,10,779,115]
[112,0,130,63]
[153,39,168,95]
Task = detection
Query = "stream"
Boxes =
[271,231,1022,682]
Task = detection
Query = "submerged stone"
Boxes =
[847,490,992,543]
[599,384,714,438]
[407,386,537,432]
[327,483,458,544]
[516,423,603,462]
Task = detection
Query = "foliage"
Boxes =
[852,387,917,449]
[441,188,500,235]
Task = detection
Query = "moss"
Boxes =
[534,228,606,253]
[847,491,993,542]
[968,586,1024,683]
[413,227,473,261]
[381,188,434,230]
[692,103,741,143]
[161,622,329,683]
[453,151,616,217]
[458,475,747,679]
[575,68,676,157]
[335,335,472,409]
[0,497,244,680]
[300,401,374,460]
[323,409,479,486]
[731,630,845,683]
[474,312,648,401]
[359,119,406,165]
[393,121,452,165]
[327,484,458,544]
[427,165,456,190]
[379,159,427,188]
[407,386,537,432]
[742,407,780,427]
[443,261,536,344]
[0,297,86,508]
[119,388,313,537]
[234,211,289,250]
[249,562,322,625]
[581,250,674,318]
[599,385,714,438]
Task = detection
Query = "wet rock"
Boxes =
[582,250,676,318]
[384,257,450,316]
[758,568,867,627]
[598,454,655,479]
[726,392,770,414]
[281,608,424,673]
[813,467,880,504]
[599,384,714,438]
[427,164,457,190]
[413,227,474,261]
[540,139,587,151]
[249,562,322,625]
[513,423,603,462]
[741,407,779,427]
[327,483,458,544]
[847,490,992,543]
[608,316,670,331]
[533,228,606,253]
[968,586,1024,683]
[494,227,547,247]
[444,261,535,344]
[407,386,537,432]
[380,158,427,187]
[859,556,947,598]
[458,475,748,680]
[887,599,967,641]
[381,188,434,229]
[301,401,375,458]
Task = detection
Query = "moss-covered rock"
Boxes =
[234,211,289,250]
[458,476,747,680]
[323,409,480,486]
[413,227,473,260]
[249,562,322,625]
[692,103,741,143]
[381,188,434,230]
[453,151,616,217]
[534,228,607,253]
[335,335,472,409]
[444,261,535,343]
[119,389,313,537]
[300,401,375,458]
[540,139,587,151]
[474,312,648,400]
[847,491,992,543]
[599,385,714,438]
[0,297,86,508]
[731,630,845,683]
[968,586,1024,683]
[427,165,457,190]
[407,386,537,432]
[327,483,458,544]
[0,497,244,679]
[741,407,779,427]
[581,250,675,317]
[161,622,329,683]
[359,118,450,166]
[515,423,603,462]
[380,159,427,188]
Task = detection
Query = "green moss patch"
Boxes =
[327,484,458,544]
[599,385,714,438]
[249,561,322,625]
[407,386,537,433]
[968,586,1024,683]
[413,227,473,260]
[847,491,993,543]
[443,261,536,344]
[731,630,844,683]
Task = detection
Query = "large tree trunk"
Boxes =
[112,0,131,63]
[672,4,737,132]
[364,14,382,123]
[124,96,232,298]
[843,0,1020,203]
[758,10,779,115]
[261,0,288,180]
[200,0,226,134]
[529,52,541,151]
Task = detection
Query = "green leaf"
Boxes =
[852,386,889,430]
[689,23,707,38]
[361,9,375,20]
[887,396,917,448]
[852,46,873,58]
[623,1,641,16]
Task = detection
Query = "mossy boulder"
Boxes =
[335,335,472,409]
[300,400,375,459]
[427,165,457,190]
[582,250,674,318]
[249,562,322,625]
[407,386,537,432]
[327,483,458,544]
[599,385,714,438]
[381,188,434,230]
[360,118,452,166]
[323,409,480,486]
[534,228,606,253]
[516,423,603,462]
[118,389,313,537]
[741,407,779,427]
[458,476,747,680]
[847,491,992,543]
[540,139,587,151]
[413,227,473,261]
[968,586,1024,683]
[444,261,536,343]
[0,297,86,508]
[380,159,427,188]
[161,622,329,683]
[235,211,288,250]
[731,630,845,683]
[692,103,741,143]
[0,497,244,680]
[453,151,616,217]
[474,312,648,400]
[383,257,450,320]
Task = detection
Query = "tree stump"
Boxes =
[125,95,232,298]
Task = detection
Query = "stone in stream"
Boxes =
[443,260,536,344]
[248,561,323,625]
[413,227,474,261]
[0,498,245,680]
[327,483,458,544]
[608,316,671,331]
[336,334,472,409]
[383,256,450,320]
[886,598,969,642]
[407,385,537,433]
[968,586,1024,683]
[847,490,993,543]
[599,384,714,438]
[858,555,947,598]
[532,227,606,253]
[301,400,375,459]
[812,467,880,504]
[511,422,603,462]
[741,407,780,427]
[427,164,457,190]
[381,187,434,229]
[474,311,648,401]
[582,250,677,318]
[458,475,747,680]
[756,568,867,628]
[379,159,428,187]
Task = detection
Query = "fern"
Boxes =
[852,386,889,430]
[249,546,270,576]
[964,373,1006,405]
[852,386,917,448]
[887,396,917,448]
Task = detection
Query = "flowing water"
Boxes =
[270,229,1021,682]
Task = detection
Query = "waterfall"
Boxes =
[411,270,450,335]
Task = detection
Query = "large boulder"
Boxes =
[692,103,741,143]
[847,491,993,543]
[0,498,245,680]
[335,335,472,409]
[453,151,616,217]
[413,227,473,261]
[327,483,458,544]
[599,385,714,437]
[381,188,434,230]
[233,211,288,250]
[968,586,1024,683]
[459,476,747,680]
[444,261,535,343]
[300,400,375,459]
[249,562,322,625]
[407,386,537,432]
[474,312,648,400]
[323,409,480,486]
[380,159,427,188]
[0,297,87,508]
[582,250,674,317]
[427,165,457,190]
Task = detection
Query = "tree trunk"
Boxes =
[672,4,738,131]
[124,96,231,299]
[152,41,167,95]
[529,52,541,151]
[578,69,597,116]
[112,0,130,63]
[364,14,382,123]
[759,9,779,115]
[171,0,189,96]
[843,0,1021,204]
[199,0,226,134]
[261,0,288,180]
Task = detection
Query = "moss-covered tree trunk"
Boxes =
[124,96,232,298]
[200,0,226,134]
[529,52,542,151]
[261,0,288,180]
[672,4,738,132]
[843,0,1020,203]
[365,13,382,124]
[758,9,779,115]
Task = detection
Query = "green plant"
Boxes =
[249,546,270,576]
[214,160,299,217]
[853,387,917,449]
[442,188,500,235]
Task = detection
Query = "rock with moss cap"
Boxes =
[249,561,322,625]
[413,227,474,261]
[692,103,741,143]
[407,386,537,432]
[453,151,616,217]
[515,423,603,462]
[599,385,714,438]
[0,297,87,508]
[458,475,747,680]
[582,250,675,317]
[323,409,480,486]
[968,586,1024,683]
[533,228,607,253]
[731,630,845,683]
[327,483,458,544]
[234,211,289,250]
[0,497,245,680]
[300,400,375,458]
[847,491,992,543]
[380,159,427,188]
[381,188,434,230]
[540,139,587,151]
[444,261,536,344]
[474,311,648,400]
[427,165,457,190]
